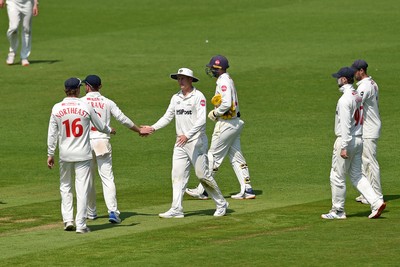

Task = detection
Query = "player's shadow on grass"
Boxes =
[347,211,388,219]
[29,59,61,65]
[87,211,162,232]
[184,208,235,217]
[87,212,140,232]
[384,194,400,202]
[226,189,263,198]
[89,221,140,231]
[0,201,6,204]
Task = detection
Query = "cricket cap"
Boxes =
[64,77,82,90]
[206,55,229,69]
[170,68,199,82]
[82,75,102,88]
[331,67,355,79]
[351,59,368,71]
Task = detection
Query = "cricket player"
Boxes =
[0,0,39,66]
[140,68,228,218]
[186,55,255,200]
[47,77,114,233]
[81,74,141,224]
[321,67,386,220]
[351,60,383,205]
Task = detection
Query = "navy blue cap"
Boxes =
[351,59,368,71]
[332,67,355,79]
[64,77,82,90]
[206,55,229,69]
[82,75,102,88]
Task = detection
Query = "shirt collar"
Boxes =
[356,76,372,86]
[86,91,101,97]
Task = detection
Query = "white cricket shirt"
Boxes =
[81,92,135,139]
[334,84,363,149]
[152,88,206,141]
[214,73,240,118]
[356,77,381,139]
[47,97,111,162]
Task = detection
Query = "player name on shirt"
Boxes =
[55,107,89,118]
[85,98,105,109]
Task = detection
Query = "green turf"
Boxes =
[0,0,399,266]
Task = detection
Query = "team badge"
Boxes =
[221,85,227,92]
[200,99,206,106]
[215,59,221,65]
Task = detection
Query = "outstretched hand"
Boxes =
[140,125,155,137]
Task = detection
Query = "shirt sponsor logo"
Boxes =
[176,109,192,115]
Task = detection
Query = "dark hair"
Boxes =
[65,88,79,96]
[347,77,354,84]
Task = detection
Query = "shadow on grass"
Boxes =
[184,208,235,217]
[0,201,6,204]
[29,59,62,65]
[384,194,400,202]
[346,195,398,219]
[87,211,160,232]
[6,59,62,66]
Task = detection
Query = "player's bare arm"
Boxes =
[130,125,141,134]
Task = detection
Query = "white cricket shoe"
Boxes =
[214,202,229,217]
[159,209,184,218]
[6,52,15,65]
[369,202,386,219]
[64,221,75,231]
[76,227,91,234]
[355,195,369,205]
[321,210,347,220]
[185,188,209,200]
[21,59,30,66]
[231,188,256,200]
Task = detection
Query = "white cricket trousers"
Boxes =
[197,118,251,194]
[362,138,383,200]
[87,149,119,216]
[329,137,381,213]
[170,135,226,212]
[6,0,33,59]
[59,160,91,231]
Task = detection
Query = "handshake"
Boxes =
[139,125,155,137]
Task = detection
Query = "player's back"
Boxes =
[51,97,93,162]
[357,77,381,138]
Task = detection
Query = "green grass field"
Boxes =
[1,0,400,266]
